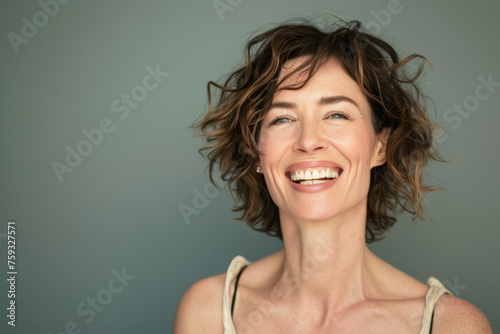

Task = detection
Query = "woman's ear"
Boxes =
[371,127,391,168]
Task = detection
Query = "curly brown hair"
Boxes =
[193,17,448,243]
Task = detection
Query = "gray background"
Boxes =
[1,0,499,333]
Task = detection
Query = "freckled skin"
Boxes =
[258,57,389,223]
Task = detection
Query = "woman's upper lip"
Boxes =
[284,160,344,174]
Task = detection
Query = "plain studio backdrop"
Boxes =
[0,0,499,332]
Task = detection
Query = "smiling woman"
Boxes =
[173,18,493,333]
[258,56,392,226]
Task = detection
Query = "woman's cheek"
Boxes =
[258,126,295,153]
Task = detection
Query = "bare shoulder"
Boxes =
[433,294,493,334]
[173,272,226,334]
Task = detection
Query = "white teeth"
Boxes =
[289,167,341,183]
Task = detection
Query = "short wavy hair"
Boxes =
[193,17,448,243]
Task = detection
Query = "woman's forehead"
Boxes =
[274,57,367,104]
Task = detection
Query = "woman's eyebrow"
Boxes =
[269,95,359,109]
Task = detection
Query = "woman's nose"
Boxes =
[293,120,327,153]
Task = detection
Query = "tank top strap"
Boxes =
[223,255,250,334]
[418,277,453,334]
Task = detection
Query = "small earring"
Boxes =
[256,167,261,173]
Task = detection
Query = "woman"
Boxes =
[174,18,492,333]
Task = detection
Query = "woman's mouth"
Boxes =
[287,167,343,185]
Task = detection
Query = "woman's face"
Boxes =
[257,57,390,223]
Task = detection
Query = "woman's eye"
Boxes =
[327,112,349,120]
[269,116,292,125]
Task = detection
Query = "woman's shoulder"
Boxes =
[432,293,493,333]
[365,254,492,332]
[382,264,492,333]
[172,254,269,333]
[173,271,227,333]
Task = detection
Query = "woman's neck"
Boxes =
[274,202,382,318]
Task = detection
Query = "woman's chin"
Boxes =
[287,208,342,223]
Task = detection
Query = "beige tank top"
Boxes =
[222,255,452,334]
